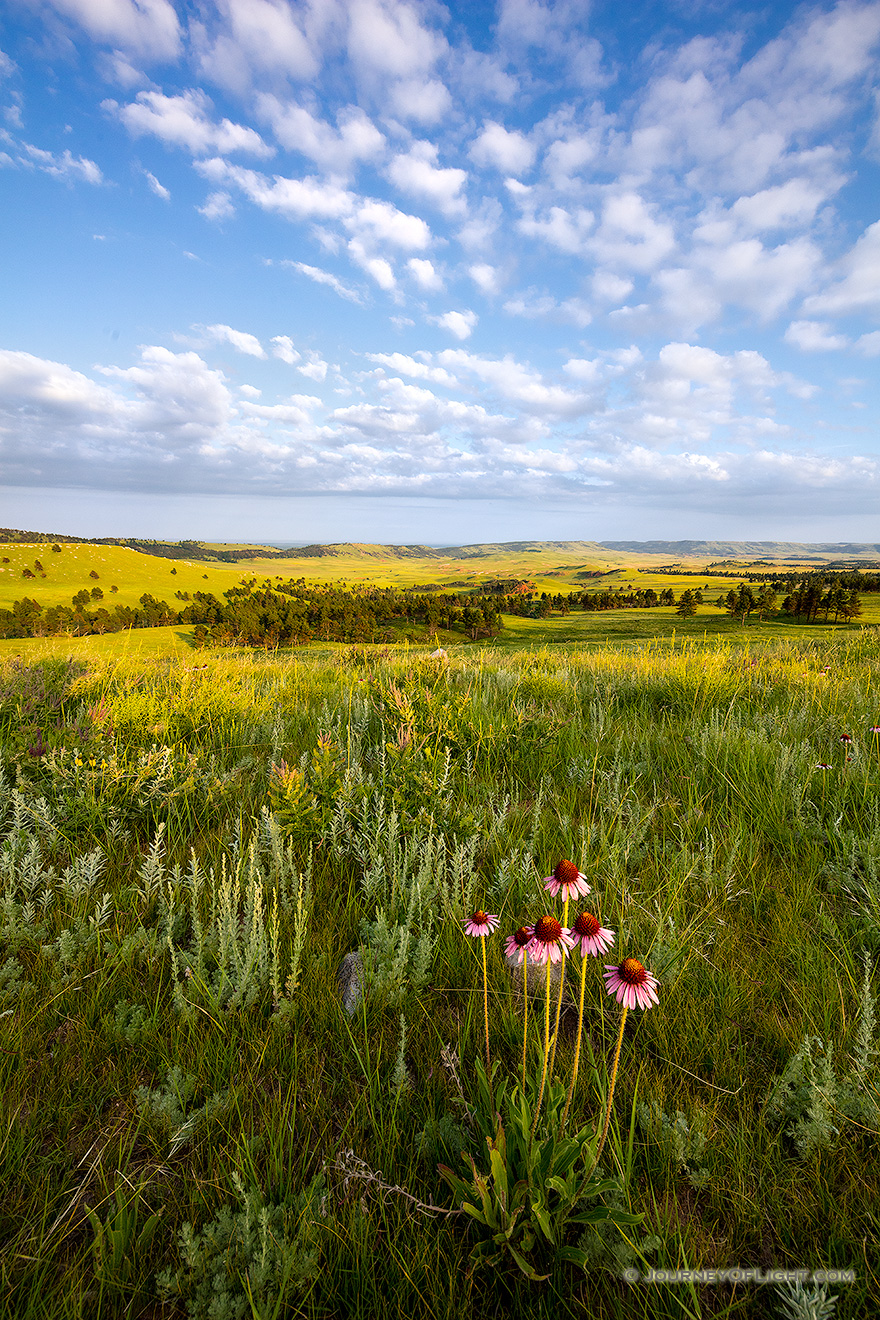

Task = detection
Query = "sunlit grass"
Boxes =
[1,631,879,1316]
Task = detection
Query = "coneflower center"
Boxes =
[472,910,488,925]
[573,912,600,938]
[553,859,579,885]
[618,957,647,986]
[513,926,531,947]
[534,915,562,942]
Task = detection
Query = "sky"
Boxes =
[0,0,879,546]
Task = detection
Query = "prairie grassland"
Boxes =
[1,632,879,1319]
[4,538,860,613]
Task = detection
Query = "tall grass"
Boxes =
[1,633,878,1317]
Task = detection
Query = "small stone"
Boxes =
[505,951,563,999]
[338,951,364,1016]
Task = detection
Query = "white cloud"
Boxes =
[297,352,329,381]
[196,157,353,220]
[366,352,457,385]
[198,190,235,221]
[803,219,880,316]
[518,205,594,254]
[591,192,675,273]
[470,120,536,174]
[239,383,262,398]
[407,258,443,291]
[45,0,181,60]
[21,144,103,184]
[256,97,384,173]
[348,240,396,290]
[109,89,273,158]
[270,335,300,365]
[469,263,499,295]
[198,323,267,357]
[193,0,320,90]
[346,0,446,79]
[390,78,452,124]
[345,197,432,249]
[784,320,848,351]
[144,169,170,200]
[503,292,592,327]
[438,348,592,416]
[433,310,478,340]
[386,141,467,216]
[856,330,880,356]
[283,262,364,303]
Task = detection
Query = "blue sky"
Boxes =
[0,0,878,544]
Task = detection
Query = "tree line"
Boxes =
[0,580,504,644]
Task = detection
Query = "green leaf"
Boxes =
[508,1245,550,1281]
[557,1245,591,1269]
[530,1199,555,1244]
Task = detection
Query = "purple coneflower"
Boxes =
[603,958,659,1011]
[463,910,499,1070]
[464,910,499,938]
[529,915,573,964]
[570,911,615,959]
[543,858,591,901]
[504,926,533,962]
[870,727,880,734]
[505,926,534,1089]
[560,913,615,1134]
[840,733,853,744]
[583,958,661,1175]
[816,763,832,770]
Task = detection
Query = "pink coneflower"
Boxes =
[504,926,533,963]
[463,910,499,938]
[543,858,591,901]
[604,958,659,1011]
[870,727,880,734]
[816,763,832,770]
[463,911,499,1071]
[570,911,615,958]
[840,733,853,744]
[529,915,573,964]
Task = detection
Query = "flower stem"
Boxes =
[560,953,588,1135]
[530,958,553,1140]
[547,896,569,1076]
[585,1006,627,1179]
[481,935,490,1072]
[521,946,529,1093]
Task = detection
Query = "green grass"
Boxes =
[1,630,879,1318]
[2,539,880,1317]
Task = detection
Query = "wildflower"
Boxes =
[543,858,590,901]
[815,763,832,770]
[464,910,500,938]
[504,926,533,963]
[570,911,615,958]
[840,733,852,744]
[604,959,659,1011]
[870,727,880,734]
[529,915,573,964]
[27,732,47,758]
[463,911,499,1071]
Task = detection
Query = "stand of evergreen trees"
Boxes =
[0,580,504,644]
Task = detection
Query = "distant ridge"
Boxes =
[3,529,880,563]
[598,540,880,558]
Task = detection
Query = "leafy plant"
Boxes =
[86,1181,163,1302]
[438,1059,641,1279]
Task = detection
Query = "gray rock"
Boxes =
[505,950,563,999]
[338,950,364,1016]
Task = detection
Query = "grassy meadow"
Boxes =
[1,542,879,1319]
